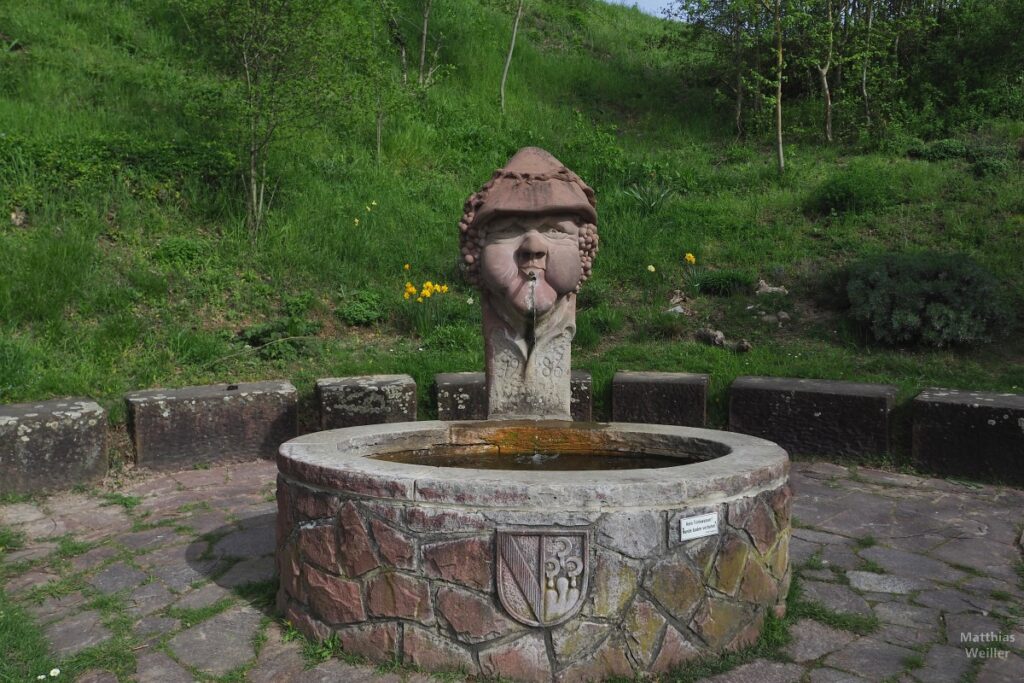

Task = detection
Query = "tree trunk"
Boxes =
[500,0,525,114]
[861,0,872,126]
[735,70,745,138]
[820,0,834,143]
[818,66,832,142]
[733,15,744,138]
[248,142,259,234]
[418,0,433,86]
[773,0,784,174]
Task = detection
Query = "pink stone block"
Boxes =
[304,565,365,624]
[422,537,492,591]
[366,572,433,624]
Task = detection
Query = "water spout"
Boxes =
[525,274,537,352]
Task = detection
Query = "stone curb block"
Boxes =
[126,380,296,470]
[729,376,897,457]
[611,371,708,427]
[435,372,486,421]
[316,375,416,430]
[570,370,593,422]
[0,398,107,495]
[912,388,1024,485]
[435,371,593,421]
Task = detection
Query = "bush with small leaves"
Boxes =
[338,290,385,326]
[920,138,968,161]
[841,252,1013,348]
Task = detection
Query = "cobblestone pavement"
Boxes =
[2,460,1022,682]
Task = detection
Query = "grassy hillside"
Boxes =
[1,0,1022,461]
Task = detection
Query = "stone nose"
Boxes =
[517,231,547,265]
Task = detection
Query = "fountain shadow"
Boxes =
[180,512,279,616]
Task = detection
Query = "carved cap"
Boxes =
[459,147,599,287]
[463,147,597,230]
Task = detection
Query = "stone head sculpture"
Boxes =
[459,147,599,419]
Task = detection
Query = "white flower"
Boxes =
[50,670,61,678]
[37,676,46,681]
[647,264,656,272]
[466,297,474,305]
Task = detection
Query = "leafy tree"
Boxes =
[176,0,351,236]
[669,0,765,138]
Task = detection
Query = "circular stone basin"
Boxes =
[276,421,791,681]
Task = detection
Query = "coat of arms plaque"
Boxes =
[495,529,589,627]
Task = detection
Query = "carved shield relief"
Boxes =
[496,529,589,627]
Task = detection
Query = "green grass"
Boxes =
[857,558,887,574]
[167,595,236,629]
[54,535,96,559]
[853,535,877,549]
[232,579,278,610]
[801,553,826,572]
[0,587,52,682]
[100,493,141,511]
[0,526,26,554]
[0,0,1021,473]
[786,576,880,635]
[903,653,925,670]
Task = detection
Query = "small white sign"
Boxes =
[680,512,718,541]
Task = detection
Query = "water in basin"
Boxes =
[371,447,700,470]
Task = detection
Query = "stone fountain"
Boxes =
[276,148,790,681]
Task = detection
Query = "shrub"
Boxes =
[807,160,902,215]
[971,157,1012,177]
[237,315,321,360]
[920,138,968,161]
[152,237,209,270]
[338,290,385,326]
[841,252,1013,348]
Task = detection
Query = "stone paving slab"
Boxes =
[44,610,112,658]
[167,605,263,676]
[1,458,1020,682]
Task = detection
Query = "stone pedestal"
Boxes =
[729,377,897,458]
[912,389,1024,484]
[126,381,296,470]
[0,398,107,495]
[612,372,709,427]
[316,375,416,430]
[435,371,593,422]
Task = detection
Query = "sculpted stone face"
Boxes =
[459,147,598,419]
[480,215,583,320]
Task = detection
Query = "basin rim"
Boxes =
[278,420,789,510]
